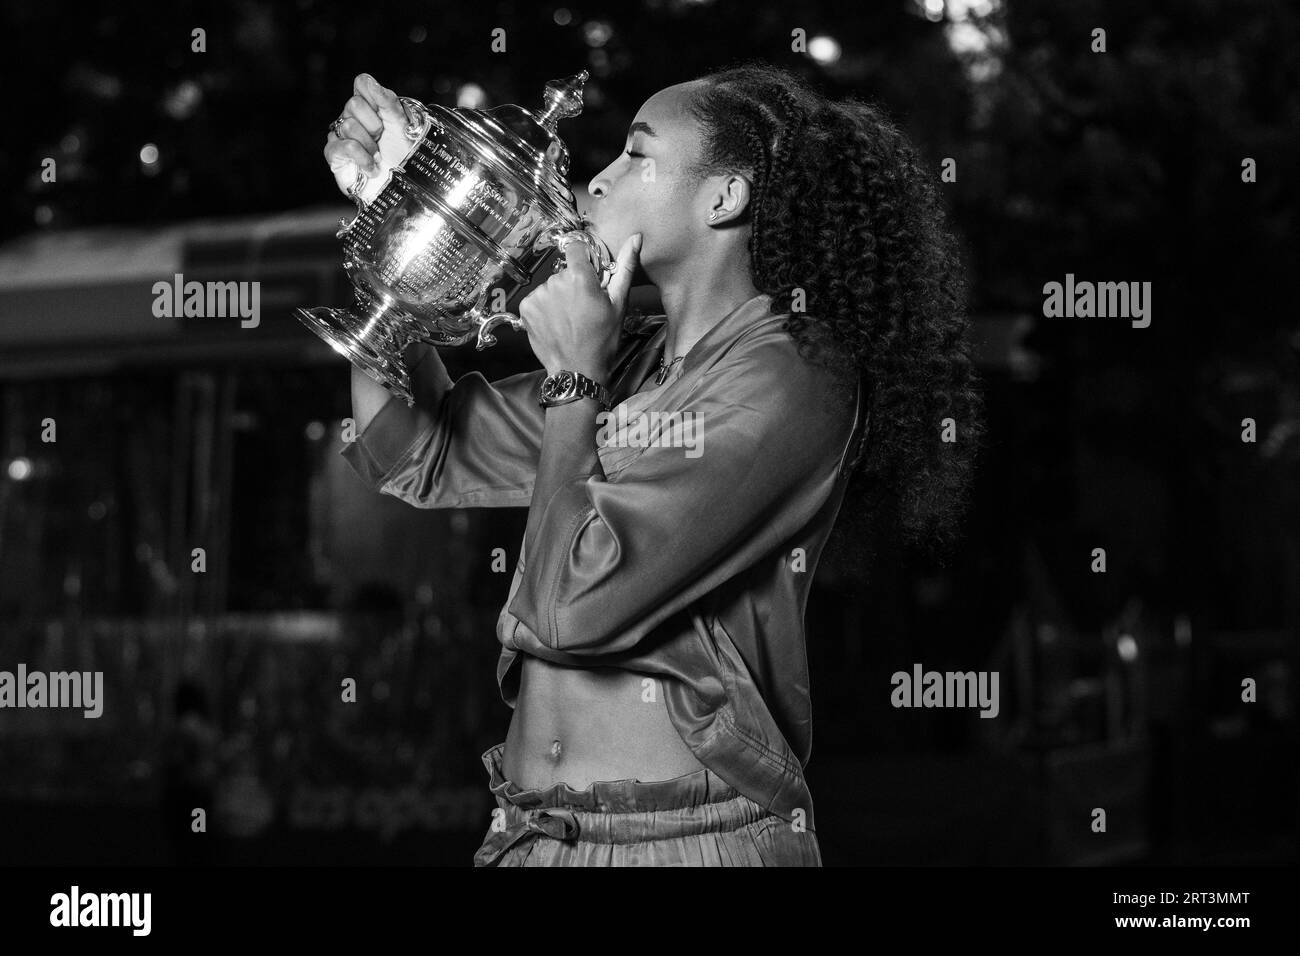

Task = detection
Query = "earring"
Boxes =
[708,212,718,221]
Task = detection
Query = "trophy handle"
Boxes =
[547,227,616,287]
[398,97,433,143]
[471,228,615,349]
[475,311,524,350]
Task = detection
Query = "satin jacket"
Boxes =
[340,292,867,830]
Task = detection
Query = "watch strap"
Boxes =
[539,369,612,410]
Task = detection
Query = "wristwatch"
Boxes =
[538,369,612,410]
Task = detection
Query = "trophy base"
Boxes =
[295,294,417,406]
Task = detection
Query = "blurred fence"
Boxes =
[0,610,505,863]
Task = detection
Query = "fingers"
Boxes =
[604,233,642,311]
[354,73,407,127]
[324,136,379,178]
[324,80,390,181]
[342,94,382,137]
[560,235,600,285]
[334,116,378,156]
[323,73,408,199]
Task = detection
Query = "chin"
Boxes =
[591,219,634,247]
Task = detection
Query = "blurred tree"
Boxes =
[950,0,1300,629]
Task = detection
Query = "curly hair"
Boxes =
[687,62,986,574]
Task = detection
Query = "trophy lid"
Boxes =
[450,71,590,197]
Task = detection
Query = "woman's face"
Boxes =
[585,80,714,279]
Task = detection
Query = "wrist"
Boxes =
[547,362,610,382]
[543,395,604,413]
[539,367,612,411]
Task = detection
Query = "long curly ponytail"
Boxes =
[688,62,987,570]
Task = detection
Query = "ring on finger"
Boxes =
[330,116,347,138]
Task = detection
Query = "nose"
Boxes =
[587,177,608,200]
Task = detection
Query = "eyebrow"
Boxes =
[627,121,657,138]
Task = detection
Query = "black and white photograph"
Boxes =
[0,0,1296,936]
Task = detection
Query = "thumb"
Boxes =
[358,73,407,127]
[604,233,641,311]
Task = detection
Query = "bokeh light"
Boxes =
[456,83,487,109]
[583,20,613,47]
[808,35,842,64]
[139,143,160,177]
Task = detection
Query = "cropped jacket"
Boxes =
[341,292,866,830]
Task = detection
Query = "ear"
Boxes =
[705,173,752,226]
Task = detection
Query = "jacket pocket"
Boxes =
[708,615,804,777]
[705,613,739,701]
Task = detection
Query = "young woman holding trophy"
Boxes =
[323,66,982,866]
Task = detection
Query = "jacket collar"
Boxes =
[642,291,784,380]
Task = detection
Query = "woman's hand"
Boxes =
[323,74,414,201]
[518,233,642,382]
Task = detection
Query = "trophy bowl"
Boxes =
[296,71,614,405]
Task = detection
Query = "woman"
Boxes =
[327,64,983,866]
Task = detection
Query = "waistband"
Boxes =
[475,742,772,865]
[481,741,748,813]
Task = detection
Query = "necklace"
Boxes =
[654,354,683,385]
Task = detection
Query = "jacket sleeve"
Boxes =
[504,333,860,660]
[340,349,546,509]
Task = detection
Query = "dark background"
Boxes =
[0,0,1296,865]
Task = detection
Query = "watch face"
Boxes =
[543,371,574,400]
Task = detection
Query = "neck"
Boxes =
[655,259,762,361]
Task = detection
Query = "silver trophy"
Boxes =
[297,71,613,404]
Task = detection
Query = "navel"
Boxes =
[549,738,563,762]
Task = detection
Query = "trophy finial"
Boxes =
[536,71,589,132]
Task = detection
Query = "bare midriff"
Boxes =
[500,361,706,790]
[502,655,707,790]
